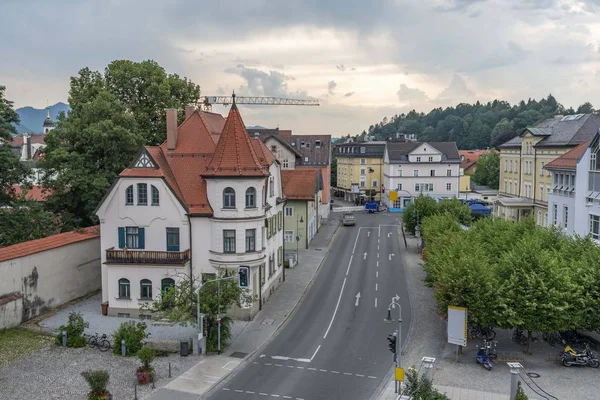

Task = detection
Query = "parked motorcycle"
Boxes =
[476,345,493,371]
[560,342,599,368]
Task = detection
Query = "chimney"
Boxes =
[26,135,32,160]
[166,109,178,150]
[185,105,196,119]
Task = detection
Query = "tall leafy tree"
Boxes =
[40,90,143,228]
[472,152,500,189]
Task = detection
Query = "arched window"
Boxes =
[118,278,130,298]
[140,279,152,299]
[223,187,236,208]
[151,185,159,206]
[125,185,134,205]
[245,187,256,208]
[161,278,175,292]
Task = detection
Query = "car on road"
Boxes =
[342,212,356,226]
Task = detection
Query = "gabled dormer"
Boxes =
[407,143,442,163]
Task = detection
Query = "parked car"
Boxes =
[342,212,356,226]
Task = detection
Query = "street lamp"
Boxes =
[296,215,303,263]
[384,300,402,394]
[368,167,375,202]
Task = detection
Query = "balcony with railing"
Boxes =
[105,248,190,265]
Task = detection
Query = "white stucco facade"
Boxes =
[383,143,460,209]
[263,137,297,170]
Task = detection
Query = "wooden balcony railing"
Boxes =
[105,248,190,265]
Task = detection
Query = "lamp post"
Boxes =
[384,300,402,394]
[217,264,226,355]
[368,167,375,202]
[296,215,304,263]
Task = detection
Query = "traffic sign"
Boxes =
[395,367,404,382]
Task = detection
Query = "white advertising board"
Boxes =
[351,184,360,194]
[447,306,467,346]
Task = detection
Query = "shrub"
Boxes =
[55,311,89,348]
[403,366,449,400]
[515,385,528,400]
[112,321,148,356]
[81,370,111,400]
[137,346,156,368]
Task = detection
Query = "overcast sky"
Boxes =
[1,0,599,136]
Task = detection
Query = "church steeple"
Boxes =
[43,105,55,134]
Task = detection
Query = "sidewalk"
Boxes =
[377,232,510,400]
[145,216,341,400]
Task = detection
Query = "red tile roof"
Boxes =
[201,103,269,178]
[0,226,100,263]
[282,169,319,200]
[459,150,495,170]
[10,134,45,148]
[117,106,271,216]
[544,140,590,170]
[10,185,51,201]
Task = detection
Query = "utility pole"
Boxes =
[197,273,237,355]
[508,362,523,400]
[385,299,402,394]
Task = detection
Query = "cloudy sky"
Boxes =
[1,0,600,136]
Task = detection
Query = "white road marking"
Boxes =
[367,231,370,237]
[363,252,367,259]
[352,230,361,254]
[392,293,400,304]
[271,395,280,398]
[368,376,377,379]
[253,361,258,364]
[297,366,304,369]
[287,365,294,368]
[355,292,361,306]
[376,271,379,278]
[222,388,230,391]
[378,238,380,243]
[377,261,379,267]
[389,253,395,261]
[247,391,255,394]
[260,393,268,396]
[260,354,266,358]
[388,232,392,238]
[375,297,378,307]
[283,396,292,399]
[296,358,311,363]
[235,389,244,393]
[275,364,283,367]
[356,374,365,377]
[346,255,353,276]
[271,355,310,362]
[344,372,353,375]
[271,356,288,360]
[323,277,347,339]
[331,370,340,374]
[377,253,379,258]
[379,225,381,237]
[310,345,321,361]
[297,398,305,400]
[265,363,272,366]
[377,245,379,250]
[375,283,378,291]
[320,369,328,372]
[308,367,317,371]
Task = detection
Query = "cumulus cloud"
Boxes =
[397,84,429,105]
[344,92,355,97]
[436,74,475,103]
[328,80,337,95]
[224,65,313,99]
[336,64,346,71]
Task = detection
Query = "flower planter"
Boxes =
[88,391,113,400]
[136,367,154,385]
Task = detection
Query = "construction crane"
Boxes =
[201,93,320,112]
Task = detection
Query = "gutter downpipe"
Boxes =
[282,198,288,283]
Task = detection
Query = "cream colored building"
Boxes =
[496,114,600,225]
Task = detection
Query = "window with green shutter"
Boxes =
[266,218,271,239]
[279,211,283,231]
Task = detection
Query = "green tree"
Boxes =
[472,152,500,189]
[40,90,143,228]
[143,271,252,352]
[437,198,472,226]
[0,199,61,246]
[330,157,337,186]
[402,195,439,234]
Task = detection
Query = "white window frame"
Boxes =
[285,206,293,217]
[360,168,366,176]
[282,159,289,168]
[416,156,421,162]
[590,214,600,240]
[446,182,452,191]
[360,158,366,165]
[284,231,294,242]
[430,169,435,177]
[360,147,366,154]
[563,206,568,228]
[413,169,419,177]
[428,156,433,162]
[552,204,558,225]
[447,169,452,177]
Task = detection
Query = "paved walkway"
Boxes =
[145,216,341,400]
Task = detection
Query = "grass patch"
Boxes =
[0,328,54,368]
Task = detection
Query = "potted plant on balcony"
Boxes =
[136,347,156,384]
[81,370,112,400]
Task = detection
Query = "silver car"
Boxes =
[342,212,356,226]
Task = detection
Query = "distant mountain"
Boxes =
[247,125,267,129]
[14,102,71,134]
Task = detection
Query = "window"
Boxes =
[304,156,309,162]
[416,157,421,162]
[246,187,256,208]
[397,183,403,191]
[398,169,403,177]
[537,211,542,225]
[504,160,507,172]
[315,140,321,148]
[166,228,180,252]
[446,183,452,191]
[301,141,306,148]
[140,279,152,300]
[282,159,289,168]
[539,185,544,201]
[125,185,134,205]
[413,170,419,177]
[552,204,558,225]
[285,206,293,217]
[150,185,160,206]
[161,278,175,292]
[270,177,275,197]
[570,175,575,187]
[591,152,598,171]
[428,156,433,162]
[509,160,513,172]
[118,278,130,299]
[246,229,256,252]
[360,147,366,154]
[430,170,435,177]
[540,162,545,176]
[284,231,293,242]
[223,187,236,208]
[126,227,140,248]
[563,206,568,228]
[271,145,277,152]
[137,183,148,205]
[360,158,366,165]
[447,169,452,177]
[360,168,366,175]
[504,180,507,193]
[590,215,600,240]
[360,180,365,188]
[372,180,378,188]
[223,230,236,253]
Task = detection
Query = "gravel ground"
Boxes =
[402,234,600,400]
[0,342,201,400]
[39,293,248,344]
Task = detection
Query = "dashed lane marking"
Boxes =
[223,388,230,391]
[368,376,377,379]
[331,370,340,374]
[275,364,283,367]
[260,393,268,396]
[251,362,377,379]
[247,391,255,394]
[343,372,353,375]
[308,367,317,370]
[283,397,292,399]
[271,395,280,398]
[235,389,243,392]
[356,374,365,377]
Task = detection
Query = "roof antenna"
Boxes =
[231,91,237,110]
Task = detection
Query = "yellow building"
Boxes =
[333,141,386,203]
[496,114,600,225]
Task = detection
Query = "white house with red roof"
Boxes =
[95,98,285,320]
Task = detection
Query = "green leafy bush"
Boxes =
[81,370,111,400]
[137,346,156,368]
[403,366,449,400]
[515,384,528,400]
[111,321,148,356]
[55,311,89,348]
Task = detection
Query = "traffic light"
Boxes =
[239,266,249,287]
[387,332,397,354]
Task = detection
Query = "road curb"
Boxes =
[198,218,342,399]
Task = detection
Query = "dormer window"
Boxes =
[137,183,148,205]
[125,185,134,205]
[360,147,366,154]
[416,157,421,162]
[151,185,159,206]
[271,145,277,152]
[246,187,256,208]
[223,187,236,209]
[315,140,321,148]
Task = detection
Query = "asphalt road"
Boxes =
[206,212,412,400]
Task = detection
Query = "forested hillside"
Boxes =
[356,95,597,150]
